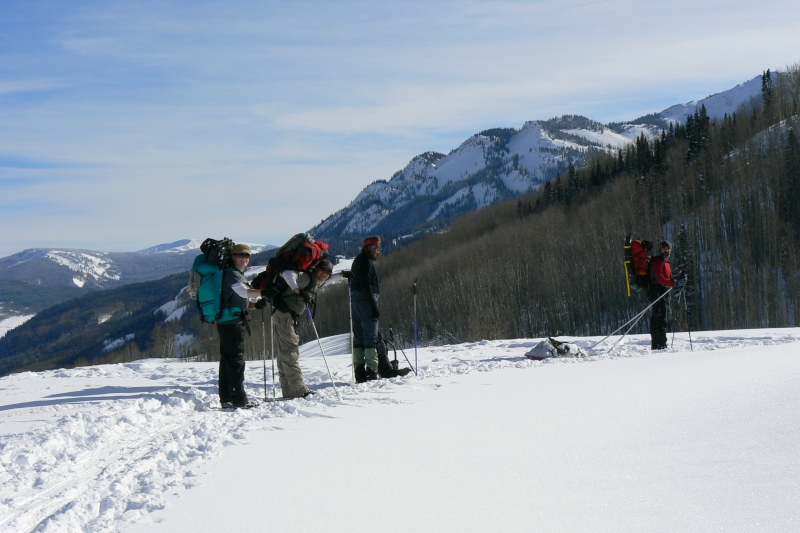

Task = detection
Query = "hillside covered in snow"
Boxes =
[311,75,762,241]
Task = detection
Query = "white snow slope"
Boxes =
[1,328,798,533]
[660,74,762,125]
[0,315,34,340]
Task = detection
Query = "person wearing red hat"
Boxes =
[348,235,382,382]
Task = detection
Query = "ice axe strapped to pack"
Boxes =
[250,233,330,301]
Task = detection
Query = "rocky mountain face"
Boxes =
[311,75,762,242]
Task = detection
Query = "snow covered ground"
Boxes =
[1,328,798,533]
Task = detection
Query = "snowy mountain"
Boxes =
[0,240,273,290]
[311,75,763,240]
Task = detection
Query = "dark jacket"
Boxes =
[351,252,380,302]
[218,268,249,324]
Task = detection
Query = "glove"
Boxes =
[255,298,269,310]
[370,302,380,320]
[342,270,354,280]
[301,292,314,305]
[675,278,686,289]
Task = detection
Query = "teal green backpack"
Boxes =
[189,238,234,323]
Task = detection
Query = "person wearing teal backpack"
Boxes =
[217,243,263,408]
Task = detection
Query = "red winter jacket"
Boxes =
[650,256,674,287]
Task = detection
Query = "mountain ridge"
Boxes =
[310,75,763,242]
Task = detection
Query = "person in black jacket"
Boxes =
[348,235,382,383]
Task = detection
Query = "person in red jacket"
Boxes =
[648,240,675,350]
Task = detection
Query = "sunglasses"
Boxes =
[234,253,251,258]
[368,245,382,252]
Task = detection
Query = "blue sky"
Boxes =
[2,0,799,257]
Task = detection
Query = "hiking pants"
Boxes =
[649,285,669,349]
[217,322,248,404]
[273,310,310,398]
[351,290,379,349]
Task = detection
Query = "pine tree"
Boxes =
[672,226,696,330]
[762,69,773,108]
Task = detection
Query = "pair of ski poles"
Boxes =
[261,306,276,402]
[592,287,674,353]
[260,304,342,402]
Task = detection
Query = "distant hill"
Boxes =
[0,247,279,376]
[0,273,190,375]
[0,240,274,290]
[0,239,275,341]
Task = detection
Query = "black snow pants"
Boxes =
[217,322,248,404]
[351,290,379,349]
[648,284,669,349]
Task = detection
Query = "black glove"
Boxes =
[301,292,314,305]
[371,302,380,320]
[341,270,354,280]
[255,298,269,310]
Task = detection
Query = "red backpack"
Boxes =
[624,235,652,295]
[251,233,330,299]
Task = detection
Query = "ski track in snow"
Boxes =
[1,328,798,533]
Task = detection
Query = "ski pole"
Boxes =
[413,279,418,374]
[670,290,676,349]
[606,288,673,353]
[682,287,694,351]
[348,279,355,385]
[306,306,342,401]
[270,304,276,400]
[592,294,664,349]
[262,307,267,403]
[670,287,685,349]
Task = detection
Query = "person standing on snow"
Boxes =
[347,236,382,383]
[648,240,675,350]
[217,243,263,408]
[271,259,343,398]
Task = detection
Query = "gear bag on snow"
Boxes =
[188,237,234,323]
[376,332,413,379]
[525,337,588,360]
[624,234,653,297]
[250,233,330,301]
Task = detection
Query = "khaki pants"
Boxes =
[273,310,310,398]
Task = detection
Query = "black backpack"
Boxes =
[376,332,413,379]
